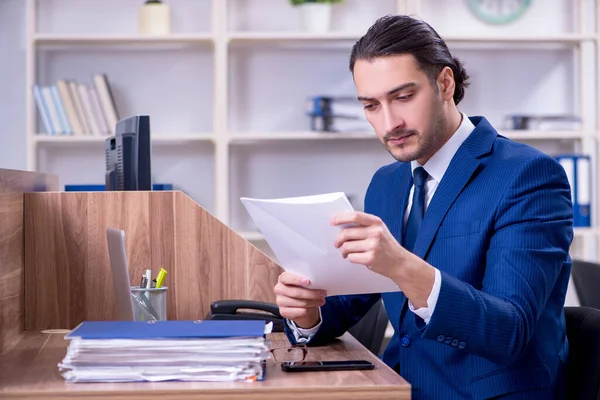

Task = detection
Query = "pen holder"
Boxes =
[130,286,168,321]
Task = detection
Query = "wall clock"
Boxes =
[467,0,532,25]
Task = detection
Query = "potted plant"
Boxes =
[290,0,344,33]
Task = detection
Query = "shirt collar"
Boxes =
[410,112,475,183]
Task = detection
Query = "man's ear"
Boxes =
[437,66,455,102]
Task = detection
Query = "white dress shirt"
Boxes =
[288,112,476,342]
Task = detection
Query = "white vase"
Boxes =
[139,2,171,36]
[299,3,333,33]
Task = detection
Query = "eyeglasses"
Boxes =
[269,343,308,363]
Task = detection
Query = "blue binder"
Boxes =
[66,320,267,340]
[556,154,591,227]
[64,184,173,192]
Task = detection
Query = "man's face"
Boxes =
[353,54,447,164]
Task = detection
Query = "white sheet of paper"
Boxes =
[240,192,400,296]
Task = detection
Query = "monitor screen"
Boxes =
[105,115,151,191]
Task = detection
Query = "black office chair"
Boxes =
[348,299,389,356]
[564,306,600,400]
[571,260,600,310]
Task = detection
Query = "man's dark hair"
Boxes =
[349,15,470,105]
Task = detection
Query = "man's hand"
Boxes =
[332,211,408,278]
[274,272,327,329]
[331,211,435,309]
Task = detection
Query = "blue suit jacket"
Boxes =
[285,116,573,399]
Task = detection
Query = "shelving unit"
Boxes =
[24,0,600,262]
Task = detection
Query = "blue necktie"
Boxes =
[403,167,428,253]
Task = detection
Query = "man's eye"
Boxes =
[364,104,376,110]
[397,94,413,101]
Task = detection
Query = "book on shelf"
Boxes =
[56,80,83,135]
[33,73,120,137]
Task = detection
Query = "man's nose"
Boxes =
[382,105,404,134]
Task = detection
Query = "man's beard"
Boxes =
[383,100,446,163]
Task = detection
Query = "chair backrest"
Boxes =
[571,260,600,309]
[348,299,389,356]
[564,306,600,400]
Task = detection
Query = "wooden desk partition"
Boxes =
[0,168,58,354]
[23,191,282,330]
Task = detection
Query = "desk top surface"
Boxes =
[1,331,410,400]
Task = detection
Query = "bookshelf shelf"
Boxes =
[33,33,214,46]
[226,32,596,49]
[33,133,214,145]
[227,130,593,143]
[574,227,600,237]
[228,131,375,143]
[228,31,363,42]
[500,130,596,141]
[227,32,595,44]
[441,33,596,44]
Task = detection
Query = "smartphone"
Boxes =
[281,360,375,372]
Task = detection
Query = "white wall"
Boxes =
[0,0,27,170]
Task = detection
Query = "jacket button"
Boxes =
[459,341,467,350]
[444,337,452,345]
[401,335,412,347]
[437,335,445,342]
[451,339,459,347]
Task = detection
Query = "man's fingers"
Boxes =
[277,295,325,308]
[334,227,369,248]
[331,211,381,227]
[274,282,327,300]
[340,239,373,258]
[279,306,320,322]
[279,272,310,287]
[347,251,374,266]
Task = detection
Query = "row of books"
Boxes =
[33,74,120,136]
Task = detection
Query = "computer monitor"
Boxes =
[105,115,152,191]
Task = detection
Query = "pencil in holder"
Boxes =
[130,286,168,321]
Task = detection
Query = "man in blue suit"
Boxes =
[274,15,573,399]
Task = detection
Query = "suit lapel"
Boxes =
[411,117,497,259]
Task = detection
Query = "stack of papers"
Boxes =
[241,192,400,296]
[58,320,272,383]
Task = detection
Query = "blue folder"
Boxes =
[64,184,173,192]
[66,320,267,340]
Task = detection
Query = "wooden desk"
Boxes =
[0,331,411,400]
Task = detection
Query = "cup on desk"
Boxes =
[130,286,168,321]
